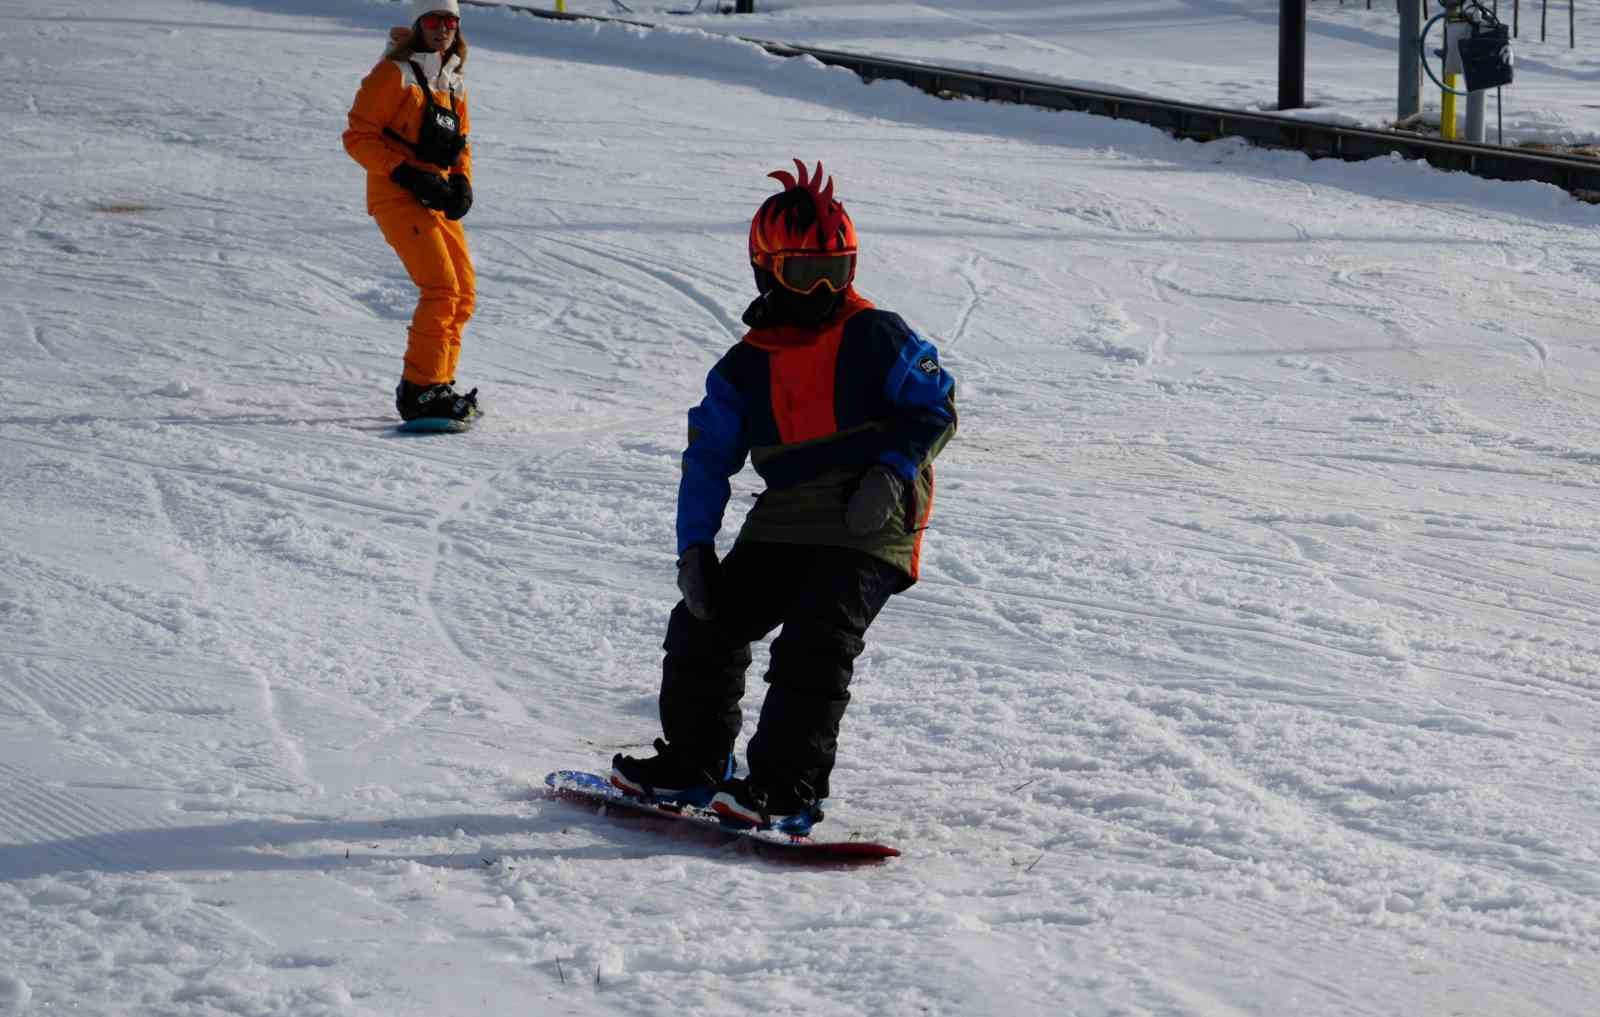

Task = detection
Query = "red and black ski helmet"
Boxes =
[749,159,858,295]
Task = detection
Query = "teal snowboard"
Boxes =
[395,414,474,434]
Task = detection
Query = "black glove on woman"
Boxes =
[391,162,452,211]
[445,173,473,221]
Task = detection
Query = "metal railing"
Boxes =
[460,1,1600,197]
[1332,1,1579,47]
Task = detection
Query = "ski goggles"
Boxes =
[769,252,857,295]
[419,12,461,31]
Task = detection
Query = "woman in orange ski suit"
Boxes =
[343,1,479,422]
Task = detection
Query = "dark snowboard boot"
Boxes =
[611,738,735,807]
[709,775,823,835]
[395,379,479,422]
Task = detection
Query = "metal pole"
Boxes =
[1399,0,1423,120]
[1279,0,1306,110]
[1465,88,1487,142]
[736,0,754,11]
[1456,0,1484,140]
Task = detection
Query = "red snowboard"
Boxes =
[544,770,901,862]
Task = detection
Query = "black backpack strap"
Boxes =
[383,126,416,153]
[406,59,440,120]
[406,59,458,113]
[383,61,435,154]
[382,59,460,161]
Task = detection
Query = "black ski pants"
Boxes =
[659,541,904,800]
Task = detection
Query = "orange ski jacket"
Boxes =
[344,36,472,216]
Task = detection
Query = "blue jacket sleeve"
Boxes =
[878,330,957,481]
[676,366,749,554]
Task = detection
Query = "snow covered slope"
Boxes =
[4,1,1600,1014]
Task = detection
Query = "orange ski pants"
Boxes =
[375,202,476,385]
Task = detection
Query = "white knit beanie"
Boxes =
[412,0,461,20]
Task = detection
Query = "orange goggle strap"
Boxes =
[758,251,857,295]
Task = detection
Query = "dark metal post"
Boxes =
[1399,0,1423,120]
[1279,0,1307,110]
[736,0,754,11]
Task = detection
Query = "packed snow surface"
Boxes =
[5,1,1600,1014]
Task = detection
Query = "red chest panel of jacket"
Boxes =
[745,292,874,446]
[768,328,845,444]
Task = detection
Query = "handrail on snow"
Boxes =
[457,1,1600,200]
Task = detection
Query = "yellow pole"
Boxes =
[1441,73,1460,139]
[555,0,566,10]
[1439,12,1466,141]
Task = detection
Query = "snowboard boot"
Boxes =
[709,776,824,836]
[395,379,479,422]
[611,738,735,807]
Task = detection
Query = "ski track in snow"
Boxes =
[5,0,1600,1014]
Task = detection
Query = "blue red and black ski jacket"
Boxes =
[677,289,957,583]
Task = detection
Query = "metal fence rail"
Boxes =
[462,1,1600,197]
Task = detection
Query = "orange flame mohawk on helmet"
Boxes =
[749,159,859,268]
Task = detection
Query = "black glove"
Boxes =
[390,162,452,211]
[444,173,473,221]
[676,544,722,622]
[845,464,907,536]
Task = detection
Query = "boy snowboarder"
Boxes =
[611,160,958,834]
